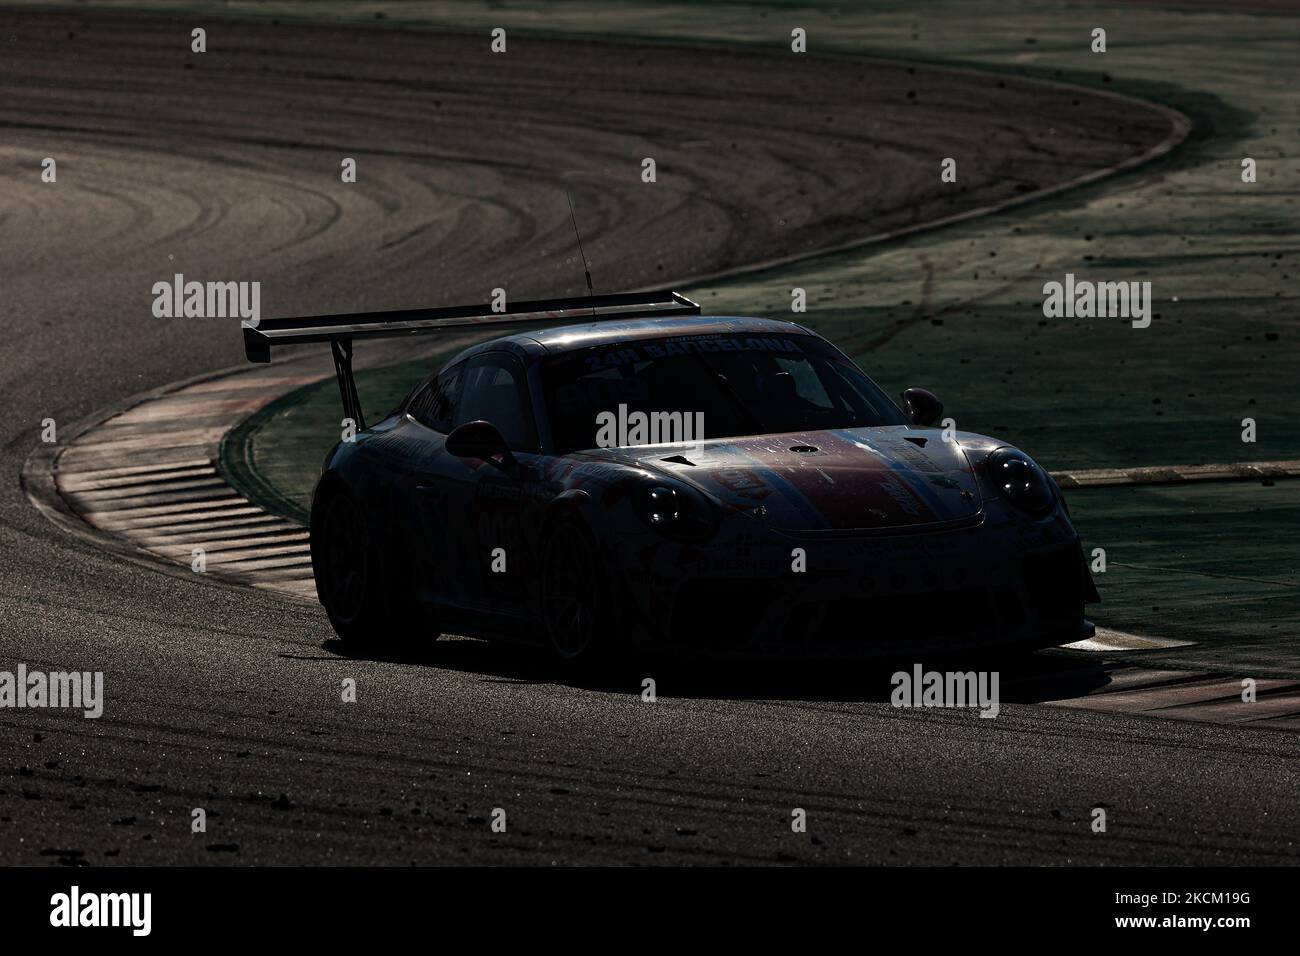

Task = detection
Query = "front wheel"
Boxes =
[539,517,613,662]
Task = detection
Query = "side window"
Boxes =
[409,363,464,433]
[456,353,537,451]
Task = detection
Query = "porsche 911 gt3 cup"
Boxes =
[244,291,1098,660]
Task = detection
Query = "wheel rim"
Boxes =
[322,497,366,623]
[543,524,598,659]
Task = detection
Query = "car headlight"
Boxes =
[986,448,1055,516]
[632,483,717,542]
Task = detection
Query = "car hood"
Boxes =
[581,426,984,532]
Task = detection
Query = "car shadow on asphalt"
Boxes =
[317,636,1117,705]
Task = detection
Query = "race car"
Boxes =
[244,290,1098,660]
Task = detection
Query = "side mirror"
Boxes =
[446,420,515,469]
[901,387,944,427]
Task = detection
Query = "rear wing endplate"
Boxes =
[242,290,700,430]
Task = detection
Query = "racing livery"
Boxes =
[244,291,1098,660]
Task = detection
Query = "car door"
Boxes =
[442,352,543,624]
[403,360,468,610]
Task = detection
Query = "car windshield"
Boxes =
[541,331,908,453]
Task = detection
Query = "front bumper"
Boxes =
[605,512,1095,658]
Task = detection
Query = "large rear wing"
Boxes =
[243,290,700,430]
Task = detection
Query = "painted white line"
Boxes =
[202,543,311,563]
[147,532,309,553]
[1064,628,1197,653]
[54,459,213,482]
[139,514,286,536]
[87,497,253,522]
[1054,459,1300,488]
[59,465,218,492]
[92,511,269,533]
[72,482,236,506]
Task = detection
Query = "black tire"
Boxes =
[538,516,613,663]
[312,488,426,648]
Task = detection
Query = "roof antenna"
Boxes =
[565,189,596,312]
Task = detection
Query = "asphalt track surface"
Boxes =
[2,10,1294,865]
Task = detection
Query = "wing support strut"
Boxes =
[331,338,365,432]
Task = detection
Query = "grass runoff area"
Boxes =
[221,358,445,526]
[212,0,1299,674]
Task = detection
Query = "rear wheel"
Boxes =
[312,488,427,648]
[539,517,612,662]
